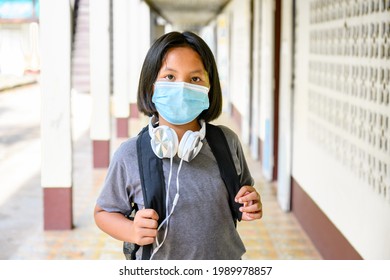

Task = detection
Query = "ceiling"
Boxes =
[145,0,230,30]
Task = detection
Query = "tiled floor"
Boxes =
[0,86,321,260]
[237,177,322,260]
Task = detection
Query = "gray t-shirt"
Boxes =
[96,125,254,260]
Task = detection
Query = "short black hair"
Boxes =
[137,31,222,122]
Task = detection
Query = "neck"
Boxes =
[159,118,201,141]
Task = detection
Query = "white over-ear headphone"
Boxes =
[148,115,206,162]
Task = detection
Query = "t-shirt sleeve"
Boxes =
[96,142,133,215]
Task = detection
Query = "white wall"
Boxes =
[224,0,252,145]
[293,0,390,259]
[215,0,275,179]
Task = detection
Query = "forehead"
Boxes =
[162,47,205,69]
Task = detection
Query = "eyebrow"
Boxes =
[161,67,206,75]
[190,69,206,75]
[161,67,177,72]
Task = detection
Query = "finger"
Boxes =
[139,228,158,238]
[237,190,260,204]
[137,209,159,221]
[235,186,253,202]
[138,236,156,246]
[133,226,158,240]
[242,211,263,221]
[240,202,262,213]
[137,217,158,230]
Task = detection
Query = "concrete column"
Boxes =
[40,0,73,230]
[259,0,275,181]
[277,0,294,211]
[113,0,130,137]
[128,0,141,118]
[89,0,111,167]
[128,0,151,118]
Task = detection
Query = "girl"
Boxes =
[94,31,262,260]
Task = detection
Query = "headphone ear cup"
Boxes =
[150,126,179,158]
[178,131,203,162]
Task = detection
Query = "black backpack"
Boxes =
[123,123,243,260]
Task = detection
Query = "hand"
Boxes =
[235,185,263,221]
[130,209,159,245]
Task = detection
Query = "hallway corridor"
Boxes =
[1,0,389,261]
[0,85,321,260]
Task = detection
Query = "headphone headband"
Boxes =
[148,116,206,161]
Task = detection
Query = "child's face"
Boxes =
[156,47,210,88]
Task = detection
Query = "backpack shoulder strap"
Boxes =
[135,125,166,260]
[136,125,166,223]
[205,123,243,223]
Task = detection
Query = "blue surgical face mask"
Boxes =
[152,81,210,125]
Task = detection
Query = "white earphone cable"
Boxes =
[150,149,186,260]
[147,120,205,260]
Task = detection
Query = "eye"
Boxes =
[165,74,174,81]
[191,77,201,82]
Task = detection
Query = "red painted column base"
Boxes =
[93,140,110,168]
[130,103,139,118]
[43,187,73,230]
[116,118,129,138]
